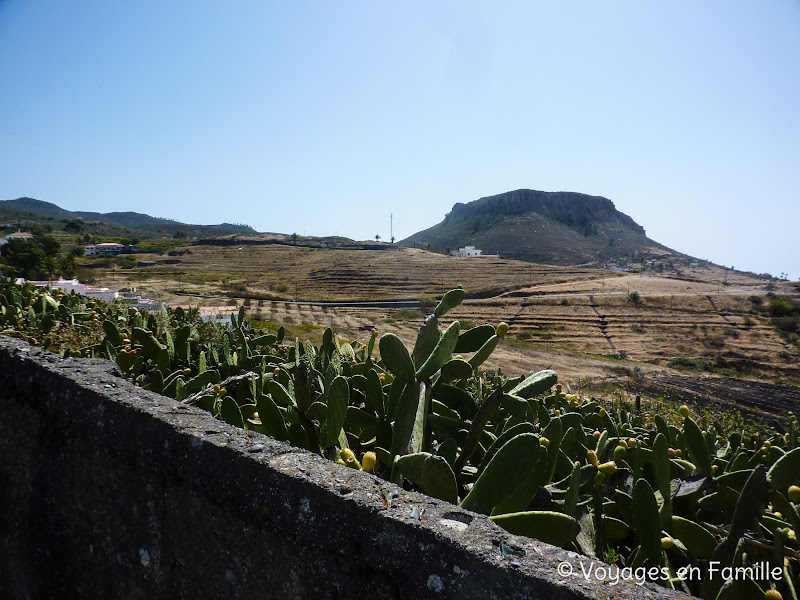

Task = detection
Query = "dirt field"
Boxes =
[85,242,800,420]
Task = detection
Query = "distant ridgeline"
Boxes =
[401,189,670,266]
[0,197,256,237]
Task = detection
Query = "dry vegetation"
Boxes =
[83,241,800,418]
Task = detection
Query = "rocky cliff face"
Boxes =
[446,189,645,237]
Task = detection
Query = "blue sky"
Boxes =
[1,1,798,278]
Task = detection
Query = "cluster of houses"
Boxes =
[16,278,161,311]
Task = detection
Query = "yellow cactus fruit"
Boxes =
[183,368,192,375]
[765,590,783,600]
[679,405,690,417]
[598,461,617,477]
[371,329,379,336]
[539,436,550,448]
[661,536,675,549]
[788,485,800,503]
[711,464,719,475]
[788,529,797,541]
[618,439,629,450]
[675,449,682,458]
[340,448,361,470]
[774,512,783,519]
[455,354,464,360]
[378,372,386,382]
[495,322,509,337]
[764,440,772,449]
[244,336,250,343]
[362,451,377,473]
[599,408,607,418]
[587,450,600,468]
[273,368,281,377]
[252,411,259,420]
[218,388,227,397]
[554,409,561,417]
[213,384,221,394]
[627,438,638,448]
[336,459,346,466]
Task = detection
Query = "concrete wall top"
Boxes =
[0,335,688,599]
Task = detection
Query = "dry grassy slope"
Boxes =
[91,243,799,392]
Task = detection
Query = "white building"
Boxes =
[26,278,119,303]
[85,243,124,256]
[0,231,35,245]
[451,246,483,257]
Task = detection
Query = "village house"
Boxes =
[0,231,35,245]
[85,242,125,256]
[451,246,483,257]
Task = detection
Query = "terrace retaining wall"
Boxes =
[0,336,687,599]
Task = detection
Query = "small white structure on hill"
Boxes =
[451,246,482,257]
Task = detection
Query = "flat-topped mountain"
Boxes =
[401,189,673,265]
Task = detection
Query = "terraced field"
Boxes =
[86,242,800,419]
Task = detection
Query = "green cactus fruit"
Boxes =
[434,287,465,317]
[467,334,498,370]
[728,464,768,543]
[668,516,717,558]
[453,324,496,353]
[416,320,460,380]
[508,369,558,399]
[768,448,800,490]
[412,314,441,369]
[322,375,349,448]
[422,455,459,504]
[489,511,580,548]
[632,478,663,564]
[461,432,541,515]
[379,333,415,382]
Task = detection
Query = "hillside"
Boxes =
[0,197,256,238]
[401,189,676,266]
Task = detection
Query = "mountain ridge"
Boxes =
[0,197,256,237]
[401,189,674,266]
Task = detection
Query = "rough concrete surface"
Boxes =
[0,336,690,599]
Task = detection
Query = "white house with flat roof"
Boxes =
[451,246,482,257]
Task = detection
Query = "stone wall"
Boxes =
[0,336,687,599]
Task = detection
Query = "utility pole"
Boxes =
[390,213,393,244]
